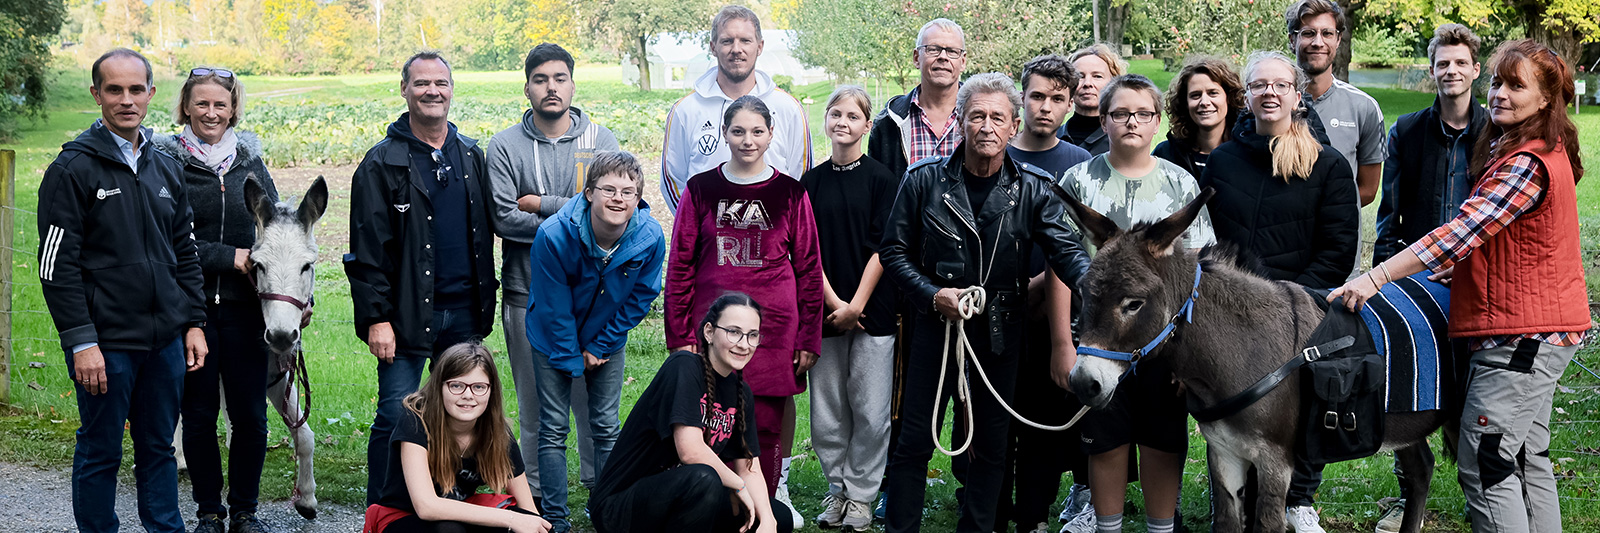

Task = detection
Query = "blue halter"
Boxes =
[1077,262,1203,380]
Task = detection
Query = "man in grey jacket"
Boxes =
[488,42,620,498]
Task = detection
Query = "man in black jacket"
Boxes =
[878,72,1091,533]
[344,51,499,504]
[38,48,209,533]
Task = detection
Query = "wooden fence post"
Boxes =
[0,149,13,404]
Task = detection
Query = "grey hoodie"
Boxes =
[487,106,620,306]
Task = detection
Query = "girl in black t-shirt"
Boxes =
[364,343,550,533]
[590,293,794,533]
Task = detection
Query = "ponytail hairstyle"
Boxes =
[695,292,763,459]
[403,341,513,495]
[723,94,774,130]
[1470,39,1584,183]
[1243,51,1320,181]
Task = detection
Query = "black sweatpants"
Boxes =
[996,321,1086,529]
[592,464,794,533]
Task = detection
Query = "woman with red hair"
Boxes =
[1331,39,1586,533]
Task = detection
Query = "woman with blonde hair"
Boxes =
[1200,51,1358,289]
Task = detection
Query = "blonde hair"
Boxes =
[1067,43,1128,77]
[1244,51,1319,181]
[824,85,873,118]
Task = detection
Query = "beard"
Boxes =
[720,62,753,84]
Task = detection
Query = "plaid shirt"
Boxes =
[908,88,961,164]
[1408,154,1587,350]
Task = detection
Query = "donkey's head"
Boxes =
[1063,188,1213,409]
[245,176,328,354]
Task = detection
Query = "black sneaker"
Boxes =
[192,514,226,533]
[229,512,273,533]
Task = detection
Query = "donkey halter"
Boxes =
[1076,261,1203,381]
[248,267,314,430]
[250,270,312,311]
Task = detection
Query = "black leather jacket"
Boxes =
[880,146,1091,353]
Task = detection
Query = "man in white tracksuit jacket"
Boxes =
[658,6,811,214]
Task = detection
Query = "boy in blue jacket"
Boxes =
[526,150,665,532]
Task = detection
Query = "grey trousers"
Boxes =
[1457,338,1577,533]
[504,303,597,492]
[809,330,897,502]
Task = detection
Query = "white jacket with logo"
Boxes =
[658,68,812,213]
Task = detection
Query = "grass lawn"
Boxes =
[2,62,1599,532]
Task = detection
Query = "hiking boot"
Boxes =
[1058,484,1091,522]
[842,499,873,531]
[1374,499,1406,533]
[1286,506,1327,533]
[1060,503,1096,533]
[229,512,273,533]
[192,514,226,533]
[817,495,848,528]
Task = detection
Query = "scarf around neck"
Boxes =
[177,125,239,176]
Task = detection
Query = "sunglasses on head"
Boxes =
[189,68,235,79]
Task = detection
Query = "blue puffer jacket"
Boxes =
[526,195,665,377]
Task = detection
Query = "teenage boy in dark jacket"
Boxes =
[38,48,209,533]
[344,52,499,504]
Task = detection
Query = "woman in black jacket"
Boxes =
[1200,51,1359,289]
[154,67,281,533]
[1154,57,1246,178]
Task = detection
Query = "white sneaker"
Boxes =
[1286,505,1328,533]
[816,494,847,528]
[842,499,873,531]
[1060,503,1096,533]
[1374,499,1406,533]
[1058,484,1091,522]
[1026,521,1052,533]
[775,484,803,527]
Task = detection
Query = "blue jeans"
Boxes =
[366,307,479,504]
[533,346,626,531]
[70,337,187,533]
[181,301,270,518]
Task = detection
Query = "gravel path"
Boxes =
[0,462,364,532]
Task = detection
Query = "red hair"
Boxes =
[1471,39,1584,183]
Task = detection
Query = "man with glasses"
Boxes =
[525,151,664,533]
[487,42,620,510]
[658,5,811,213]
[868,18,968,179]
[345,51,499,505]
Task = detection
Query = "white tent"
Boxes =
[624,30,829,90]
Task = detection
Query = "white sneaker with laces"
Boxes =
[1286,505,1328,533]
[1374,499,1406,533]
[775,483,802,526]
[1058,484,1091,522]
[1060,503,1096,533]
[816,495,847,528]
[842,499,873,531]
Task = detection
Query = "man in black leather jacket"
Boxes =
[878,72,1092,533]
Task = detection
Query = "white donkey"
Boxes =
[175,176,327,520]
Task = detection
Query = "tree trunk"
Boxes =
[1105,0,1129,49]
[1333,0,1357,82]
[1518,2,1582,70]
[635,34,652,91]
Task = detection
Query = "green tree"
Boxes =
[0,0,65,140]
[593,0,712,91]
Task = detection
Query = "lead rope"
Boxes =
[931,285,1092,457]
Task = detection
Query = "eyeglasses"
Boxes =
[1247,81,1296,96]
[1106,110,1159,125]
[189,68,235,79]
[713,325,762,347]
[592,186,639,200]
[1293,29,1340,43]
[445,380,491,396]
[430,149,453,186]
[918,45,966,59]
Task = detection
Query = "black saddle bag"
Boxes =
[1298,290,1386,464]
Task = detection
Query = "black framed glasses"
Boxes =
[592,186,639,200]
[713,325,762,346]
[1106,110,1159,125]
[189,68,235,79]
[431,149,453,186]
[918,45,966,59]
[445,380,491,396]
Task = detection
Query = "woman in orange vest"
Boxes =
[1330,39,1586,533]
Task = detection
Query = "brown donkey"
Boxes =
[1061,189,1451,533]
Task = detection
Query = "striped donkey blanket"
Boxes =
[1352,272,1456,412]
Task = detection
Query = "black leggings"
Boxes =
[593,464,794,533]
[381,506,538,533]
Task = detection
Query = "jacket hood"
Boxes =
[558,193,655,260]
[63,120,152,168]
[692,67,776,101]
[152,129,264,169]
[520,106,597,144]
[386,112,459,151]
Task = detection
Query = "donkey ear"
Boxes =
[1144,188,1215,258]
[1050,181,1120,248]
[244,175,274,227]
[297,176,329,228]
